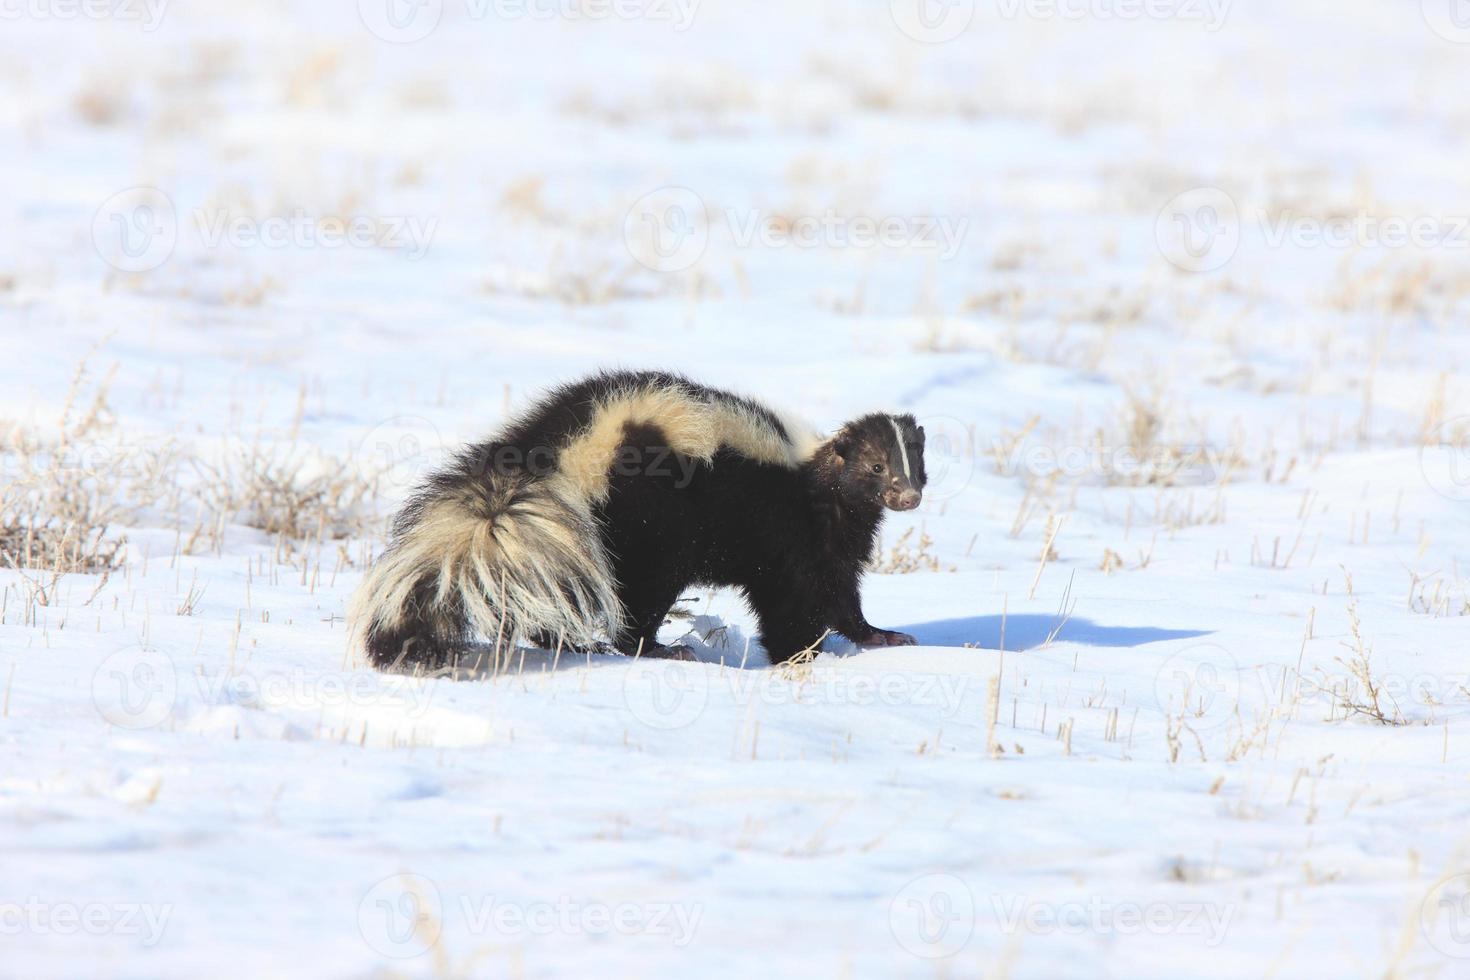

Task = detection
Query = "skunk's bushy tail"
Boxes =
[349,451,623,671]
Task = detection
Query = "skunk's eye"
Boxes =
[871,463,885,474]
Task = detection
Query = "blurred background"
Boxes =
[3,0,1467,447]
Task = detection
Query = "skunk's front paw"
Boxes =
[861,629,917,648]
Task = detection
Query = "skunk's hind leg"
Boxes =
[611,575,694,660]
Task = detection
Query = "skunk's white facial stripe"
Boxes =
[889,417,911,481]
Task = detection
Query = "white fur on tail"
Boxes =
[348,472,624,661]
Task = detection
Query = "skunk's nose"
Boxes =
[894,489,921,511]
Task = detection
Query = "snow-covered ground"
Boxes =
[3,1,1470,976]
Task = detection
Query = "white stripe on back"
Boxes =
[889,418,911,480]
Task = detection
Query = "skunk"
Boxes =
[351,370,926,669]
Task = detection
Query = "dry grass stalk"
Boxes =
[869,527,953,574]
[0,351,168,584]
[190,442,375,544]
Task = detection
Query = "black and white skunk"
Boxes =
[350,370,927,669]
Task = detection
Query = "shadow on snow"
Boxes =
[897,615,1210,652]
[417,615,1210,679]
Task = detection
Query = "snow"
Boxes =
[3,0,1470,976]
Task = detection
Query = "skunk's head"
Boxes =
[830,413,926,512]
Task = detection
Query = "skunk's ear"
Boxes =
[916,425,926,448]
[832,433,853,463]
